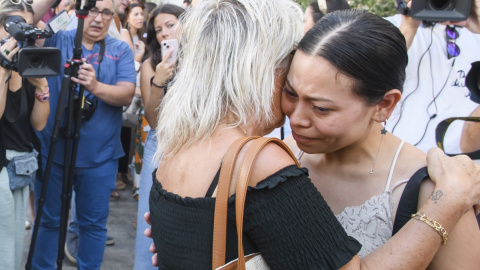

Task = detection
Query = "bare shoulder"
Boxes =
[243,139,298,187]
[120,29,131,42]
[396,141,428,178]
[391,140,428,203]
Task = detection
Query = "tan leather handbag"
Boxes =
[212,136,300,270]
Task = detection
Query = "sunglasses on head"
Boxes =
[10,0,33,5]
[446,26,460,59]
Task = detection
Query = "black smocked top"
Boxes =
[149,165,361,270]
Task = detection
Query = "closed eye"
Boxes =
[282,87,297,98]
[313,106,330,113]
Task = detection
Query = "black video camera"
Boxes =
[0,15,61,77]
[396,0,472,22]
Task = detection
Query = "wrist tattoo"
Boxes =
[430,190,444,202]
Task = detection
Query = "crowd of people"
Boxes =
[0,0,480,269]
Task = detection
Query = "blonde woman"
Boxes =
[147,0,480,268]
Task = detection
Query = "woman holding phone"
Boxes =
[134,4,185,270]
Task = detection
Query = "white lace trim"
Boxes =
[335,191,394,258]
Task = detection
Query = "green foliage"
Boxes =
[296,0,310,10]
[296,0,398,17]
[348,0,398,17]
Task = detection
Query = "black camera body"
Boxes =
[74,95,97,121]
[1,15,61,77]
[396,0,472,22]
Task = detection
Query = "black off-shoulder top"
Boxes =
[149,165,361,270]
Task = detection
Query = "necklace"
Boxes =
[370,125,387,174]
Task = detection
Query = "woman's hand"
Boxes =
[144,212,158,267]
[426,147,480,215]
[152,50,175,87]
[134,40,146,62]
[0,37,20,67]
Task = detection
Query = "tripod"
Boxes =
[25,2,97,269]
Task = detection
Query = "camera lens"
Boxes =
[28,54,45,68]
[429,0,451,10]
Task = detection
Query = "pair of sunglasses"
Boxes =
[10,0,33,5]
[446,25,460,59]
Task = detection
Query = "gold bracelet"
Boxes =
[411,212,448,245]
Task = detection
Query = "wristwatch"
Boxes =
[35,87,50,102]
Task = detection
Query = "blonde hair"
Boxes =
[155,0,302,157]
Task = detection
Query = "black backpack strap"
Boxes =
[392,166,429,235]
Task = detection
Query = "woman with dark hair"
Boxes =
[121,3,146,63]
[133,4,185,270]
[283,9,480,268]
[120,2,147,199]
[145,0,480,268]
[0,0,50,268]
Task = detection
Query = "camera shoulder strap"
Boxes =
[95,39,105,82]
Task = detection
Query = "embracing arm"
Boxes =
[343,148,480,270]
[145,144,480,269]
[417,179,480,269]
[284,138,480,269]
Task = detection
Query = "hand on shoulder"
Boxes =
[426,147,480,215]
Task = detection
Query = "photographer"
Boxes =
[30,0,136,268]
[385,0,480,153]
[0,0,50,269]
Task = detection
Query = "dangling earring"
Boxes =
[370,120,387,174]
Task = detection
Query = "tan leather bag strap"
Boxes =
[235,137,300,269]
[114,15,121,32]
[212,136,259,269]
[211,136,300,269]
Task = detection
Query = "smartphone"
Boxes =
[161,39,179,64]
